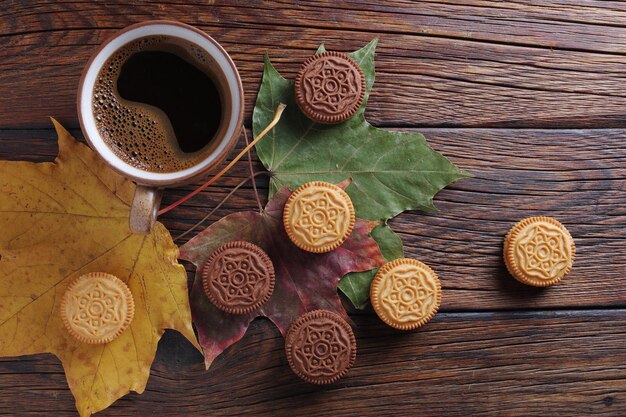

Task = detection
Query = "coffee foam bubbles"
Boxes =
[93,36,217,172]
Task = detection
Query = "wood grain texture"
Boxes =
[1,126,624,311]
[0,310,625,416]
[3,1,626,128]
[2,0,626,415]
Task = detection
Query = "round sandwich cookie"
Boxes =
[295,51,366,124]
[202,241,275,314]
[285,310,356,385]
[370,258,441,331]
[283,181,355,253]
[504,216,575,287]
[61,272,134,345]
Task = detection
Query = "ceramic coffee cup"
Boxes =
[77,20,244,234]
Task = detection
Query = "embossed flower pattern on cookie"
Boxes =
[284,182,355,253]
[293,189,346,243]
[295,52,366,124]
[212,251,265,302]
[504,217,575,287]
[380,266,437,321]
[286,310,356,384]
[370,259,441,330]
[515,223,570,280]
[303,57,360,113]
[61,272,134,344]
[293,319,349,376]
[203,241,275,314]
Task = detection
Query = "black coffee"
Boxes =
[93,36,223,172]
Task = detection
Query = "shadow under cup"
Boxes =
[77,21,244,234]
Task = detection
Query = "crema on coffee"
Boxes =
[93,35,223,172]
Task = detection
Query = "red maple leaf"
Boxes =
[179,184,384,368]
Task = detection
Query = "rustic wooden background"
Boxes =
[2,1,626,415]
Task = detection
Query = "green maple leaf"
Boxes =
[253,39,468,308]
[253,39,468,221]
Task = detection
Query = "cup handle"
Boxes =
[129,185,163,234]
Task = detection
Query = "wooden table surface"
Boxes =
[2,1,626,416]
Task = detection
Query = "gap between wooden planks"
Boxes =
[2,1,626,415]
[0,309,624,416]
[1,126,624,311]
[3,1,626,128]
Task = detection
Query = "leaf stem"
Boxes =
[243,128,263,212]
[173,171,269,242]
[158,103,286,216]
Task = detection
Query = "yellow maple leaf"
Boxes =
[0,119,200,416]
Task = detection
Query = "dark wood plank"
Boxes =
[2,127,624,310]
[1,2,624,415]
[2,1,626,129]
[4,0,626,52]
[0,310,624,416]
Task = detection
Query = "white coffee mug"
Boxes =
[77,20,244,234]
